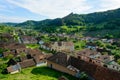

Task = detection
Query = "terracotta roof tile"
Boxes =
[19,59,35,68]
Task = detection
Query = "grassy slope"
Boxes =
[0,66,77,80]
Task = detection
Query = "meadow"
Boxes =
[0,66,77,80]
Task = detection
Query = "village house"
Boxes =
[19,59,36,68]
[101,39,107,42]
[28,49,46,66]
[80,36,91,41]
[86,42,98,50]
[6,49,46,74]
[3,43,26,50]
[20,35,37,44]
[51,41,74,52]
[33,54,46,66]
[57,33,67,37]
[40,41,74,52]
[4,45,47,71]
[3,43,26,57]
[7,63,21,74]
[80,37,99,42]
[47,52,80,78]
[47,52,120,80]
[7,59,21,74]
[96,47,111,53]
[101,39,114,43]
[2,43,45,63]
[3,51,16,58]
[15,48,46,67]
[77,49,114,67]
[40,42,51,50]
[77,49,99,62]
[91,54,114,67]
[38,40,44,45]
[106,61,120,71]
[107,39,114,43]
[0,33,15,43]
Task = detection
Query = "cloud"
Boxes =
[95,0,120,12]
[0,14,29,23]
[6,0,92,18]
[1,0,120,22]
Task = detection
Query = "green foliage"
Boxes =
[0,25,14,34]
[104,34,113,39]
[104,19,120,29]
[80,72,88,80]
[0,48,5,54]
[106,44,117,49]
[0,63,7,73]
[117,59,120,65]
[6,54,14,59]
[20,52,26,57]
[59,26,86,33]
[26,44,40,49]
[114,53,120,60]
[95,40,106,48]
[74,41,86,50]
[49,37,59,41]
[111,50,120,60]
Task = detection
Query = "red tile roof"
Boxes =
[47,52,69,67]
[19,59,35,68]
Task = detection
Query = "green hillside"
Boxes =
[1,8,120,37]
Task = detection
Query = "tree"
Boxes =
[7,54,14,59]
[95,40,106,48]
[114,53,120,61]
[0,48,4,54]
[20,52,26,57]
[117,59,120,65]
[104,34,113,39]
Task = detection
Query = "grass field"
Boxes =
[0,58,8,64]
[0,66,77,80]
[26,44,40,49]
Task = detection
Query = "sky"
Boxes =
[0,0,120,23]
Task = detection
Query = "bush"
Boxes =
[80,72,88,80]
[0,63,7,74]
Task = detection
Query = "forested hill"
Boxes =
[18,8,120,29]
[63,8,120,28]
[64,8,120,24]
[2,8,120,34]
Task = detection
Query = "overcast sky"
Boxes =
[0,0,120,22]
